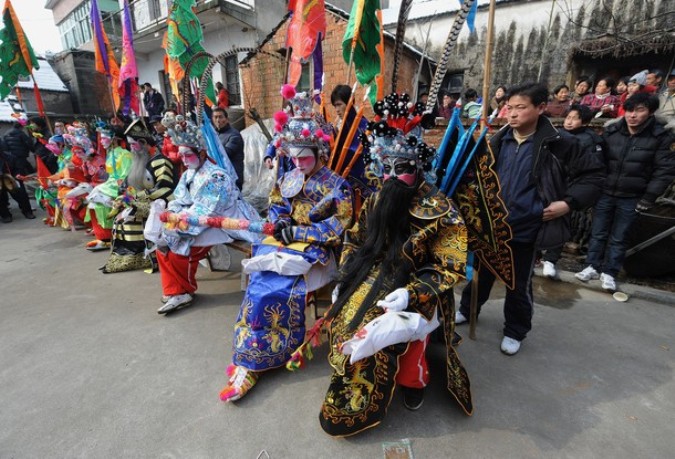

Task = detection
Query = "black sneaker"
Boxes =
[402,387,425,411]
[22,211,36,219]
[1,215,12,223]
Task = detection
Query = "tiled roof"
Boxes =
[0,96,24,123]
[15,57,68,93]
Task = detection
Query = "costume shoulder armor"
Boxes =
[409,182,451,220]
[280,168,305,198]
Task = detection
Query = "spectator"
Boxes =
[617,71,648,117]
[216,82,229,109]
[580,77,620,118]
[142,83,165,118]
[438,91,456,120]
[149,115,166,151]
[212,108,245,190]
[570,76,592,103]
[544,84,571,118]
[646,69,665,93]
[576,93,675,291]
[462,88,482,119]
[0,137,28,223]
[455,83,604,355]
[656,70,675,121]
[490,85,507,114]
[541,104,604,278]
[2,121,35,219]
[615,77,630,97]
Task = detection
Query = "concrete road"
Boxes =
[1,214,674,458]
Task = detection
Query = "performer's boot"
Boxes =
[219,364,258,402]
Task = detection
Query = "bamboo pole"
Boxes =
[30,74,53,136]
[480,0,497,130]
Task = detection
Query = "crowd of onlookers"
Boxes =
[436,68,675,123]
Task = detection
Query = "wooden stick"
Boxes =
[341,144,363,179]
[480,0,496,130]
[469,267,479,340]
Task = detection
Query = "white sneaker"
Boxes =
[575,265,599,282]
[455,310,468,325]
[600,273,616,292]
[157,293,193,314]
[500,336,521,355]
[542,261,557,279]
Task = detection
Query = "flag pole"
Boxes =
[30,74,53,135]
[480,0,496,130]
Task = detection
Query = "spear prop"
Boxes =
[159,212,275,235]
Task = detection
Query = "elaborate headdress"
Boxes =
[272,84,332,157]
[124,118,154,142]
[362,92,436,178]
[164,115,204,151]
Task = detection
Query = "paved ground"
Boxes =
[1,210,674,458]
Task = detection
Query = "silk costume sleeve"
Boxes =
[292,183,354,247]
[405,213,468,321]
[177,169,232,237]
[339,194,371,265]
[268,178,293,226]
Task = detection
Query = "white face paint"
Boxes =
[289,147,319,176]
[127,136,144,153]
[100,136,112,149]
[178,146,201,169]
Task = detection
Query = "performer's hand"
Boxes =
[542,200,570,221]
[376,288,409,312]
[264,157,274,169]
[273,220,291,244]
[635,199,654,213]
[279,226,294,245]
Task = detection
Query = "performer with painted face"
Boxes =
[219,87,354,403]
[101,119,177,273]
[151,118,260,314]
[318,93,472,437]
[85,127,134,251]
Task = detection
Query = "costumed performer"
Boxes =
[84,126,133,251]
[219,87,354,403]
[101,119,177,273]
[318,93,472,437]
[150,117,261,314]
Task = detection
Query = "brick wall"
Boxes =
[240,10,427,129]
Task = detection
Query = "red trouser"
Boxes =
[396,336,430,389]
[89,209,112,241]
[157,246,211,296]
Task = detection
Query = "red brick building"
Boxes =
[239,4,434,129]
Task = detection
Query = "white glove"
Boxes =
[376,288,409,312]
[331,284,340,304]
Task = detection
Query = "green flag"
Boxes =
[342,0,384,105]
[0,0,40,99]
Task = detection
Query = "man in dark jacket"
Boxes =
[455,83,605,355]
[542,104,605,278]
[2,122,35,219]
[576,93,675,291]
[212,108,244,190]
[142,83,165,118]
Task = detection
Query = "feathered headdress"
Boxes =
[362,93,436,178]
[272,84,332,156]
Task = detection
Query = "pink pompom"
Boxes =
[322,135,331,142]
[274,123,283,133]
[273,110,289,125]
[315,129,324,138]
[281,84,296,99]
[301,128,311,138]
